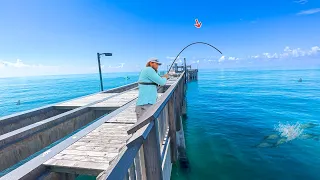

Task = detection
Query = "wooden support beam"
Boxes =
[133,151,142,180]
[167,94,177,163]
[175,83,181,131]
[139,145,147,180]
[128,163,136,180]
[143,123,163,180]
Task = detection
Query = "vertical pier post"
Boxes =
[143,122,163,180]
[168,93,177,163]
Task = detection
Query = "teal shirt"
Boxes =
[136,67,167,105]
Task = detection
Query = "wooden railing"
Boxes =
[97,72,186,180]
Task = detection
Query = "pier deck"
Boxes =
[44,93,163,176]
[0,72,188,180]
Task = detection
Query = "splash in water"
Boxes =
[274,122,304,141]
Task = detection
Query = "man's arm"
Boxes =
[147,68,167,86]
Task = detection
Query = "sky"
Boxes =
[0,0,320,77]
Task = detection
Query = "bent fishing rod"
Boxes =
[166,42,223,74]
[153,42,224,88]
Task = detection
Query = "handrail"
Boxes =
[127,72,185,134]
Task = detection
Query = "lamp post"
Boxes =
[97,52,112,91]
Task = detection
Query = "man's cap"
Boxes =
[148,58,162,65]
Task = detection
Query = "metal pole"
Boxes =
[97,53,104,91]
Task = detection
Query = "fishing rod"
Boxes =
[166,41,223,74]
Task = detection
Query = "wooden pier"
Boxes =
[0,71,189,180]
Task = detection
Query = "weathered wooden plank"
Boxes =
[45,159,108,176]
[66,145,123,153]
[160,128,170,160]
[168,93,177,163]
[78,138,127,145]
[143,122,163,180]
[84,133,129,137]
[45,159,109,170]
[139,145,147,180]
[134,150,142,180]
[54,150,119,158]
[80,135,130,141]
[128,163,136,180]
[93,127,130,132]
[87,131,129,136]
[91,91,139,108]
[162,138,172,180]
[97,123,132,128]
[72,141,125,148]
[52,154,114,163]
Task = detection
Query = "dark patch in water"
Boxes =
[178,147,191,173]
[179,157,191,173]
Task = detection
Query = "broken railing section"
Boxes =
[98,72,187,180]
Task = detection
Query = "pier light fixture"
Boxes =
[97,52,112,91]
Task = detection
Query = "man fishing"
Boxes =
[136,58,169,119]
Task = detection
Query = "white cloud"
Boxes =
[228,57,239,60]
[281,46,320,57]
[294,0,308,4]
[182,45,319,65]
[191,60,200,64]
[218,56,225,62]
[309,46,320,55]
[261,53,279,59]
[251,55,260,59]
[106,63,125,69]
[297,8,320,15]
[0,59,57,68]
[250,46,319,60]
[0,59,64,77]
[166,56,186,65]
[282,47,306,57]
[166,56,184,60]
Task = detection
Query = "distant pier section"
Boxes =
[0,65,198,180]
[170,62,198,81]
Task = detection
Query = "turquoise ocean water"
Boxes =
[1,69,320,179]
[172,69,320,180]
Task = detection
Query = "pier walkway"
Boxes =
[0,71,190,180]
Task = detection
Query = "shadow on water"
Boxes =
[172,114,193,180]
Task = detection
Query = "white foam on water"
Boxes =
[274,122,304,141]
